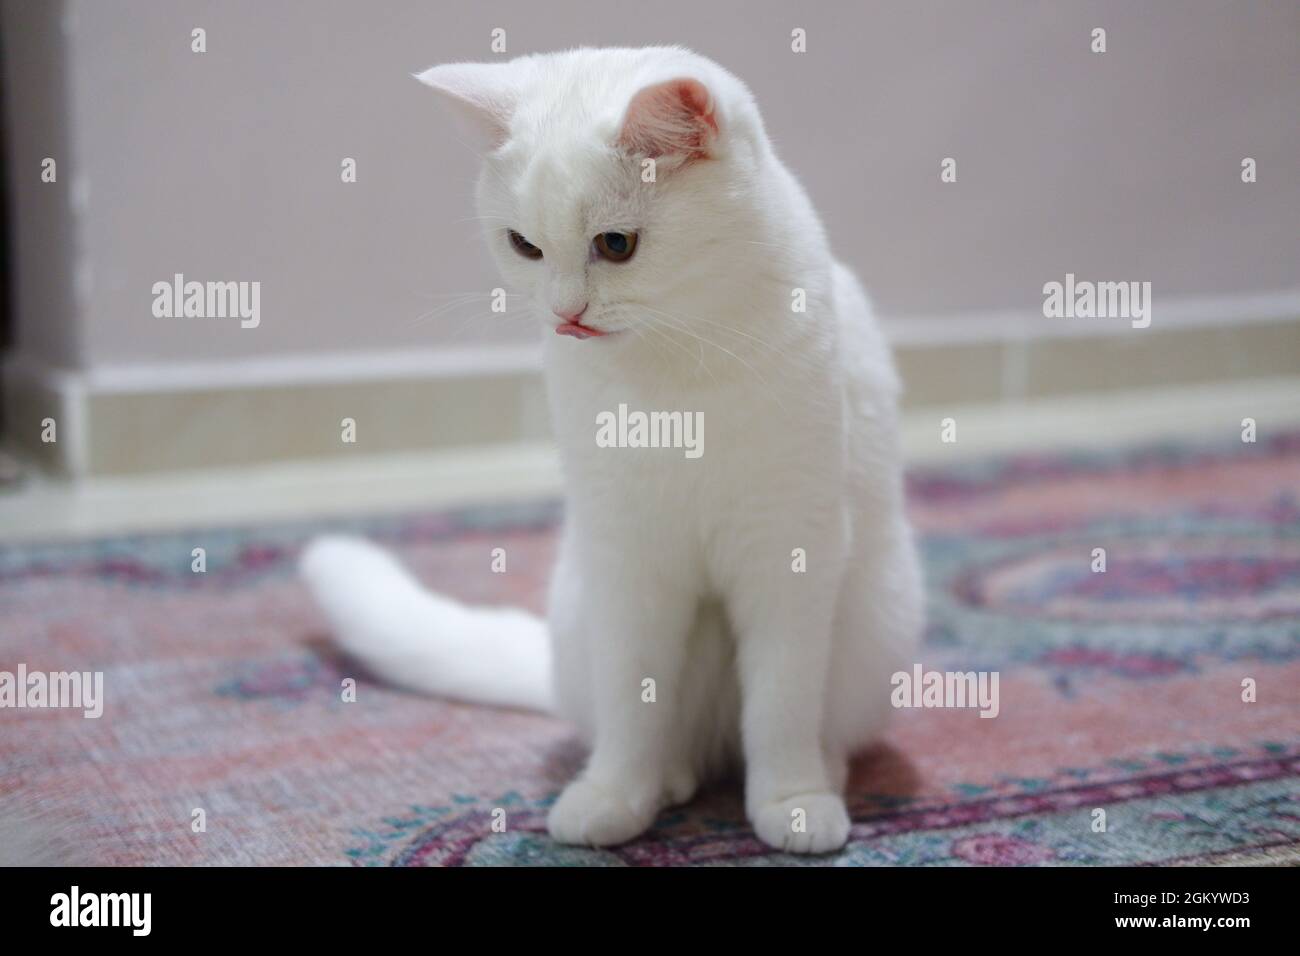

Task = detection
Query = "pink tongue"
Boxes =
[555,322,605,339]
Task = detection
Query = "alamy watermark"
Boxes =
[1043,273,1151,329]
[0,664,103,718]
[152,273,260,328]
[891,664,1000,718]
[50,886,150,936]
[595,403,703,459]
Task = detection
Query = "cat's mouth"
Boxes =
[555,321,612,340]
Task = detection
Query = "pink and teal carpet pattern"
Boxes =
[2,434,1298,866]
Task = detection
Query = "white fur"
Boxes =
[301,47,923,854]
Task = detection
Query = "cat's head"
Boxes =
[416,47,769,346]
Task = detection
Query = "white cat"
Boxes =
[301,46,923,854]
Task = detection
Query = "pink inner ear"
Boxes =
[617,78,718,160]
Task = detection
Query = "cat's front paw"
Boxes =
[547,778,656,847]
[750,791,851,854]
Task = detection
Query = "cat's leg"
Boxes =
[546,545,699,847]
[546,527,594,739]
[662,598,741,802]
[825,513,924,759]
[726,514,851,854]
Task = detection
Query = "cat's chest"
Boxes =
[543,346,838,498]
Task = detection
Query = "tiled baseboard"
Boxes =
[4,376,1300,544]
[3,347,551,477]
[4,293,1298,477]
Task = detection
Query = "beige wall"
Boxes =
[3,0,1298,372]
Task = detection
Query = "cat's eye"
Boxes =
[508,229,543,260]
[593,231,638,263]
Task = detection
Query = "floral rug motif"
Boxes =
[1,434,1298,866]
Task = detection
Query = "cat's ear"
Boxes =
[414,62,518,148]
[616,77,719,163]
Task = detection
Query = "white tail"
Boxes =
[299,536,552,712]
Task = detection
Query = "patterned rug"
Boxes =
[2,433,1298,866]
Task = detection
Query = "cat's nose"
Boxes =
[552,304,588,323]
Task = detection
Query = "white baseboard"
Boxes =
[72,342,545,393]
[880,288,1300,346]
